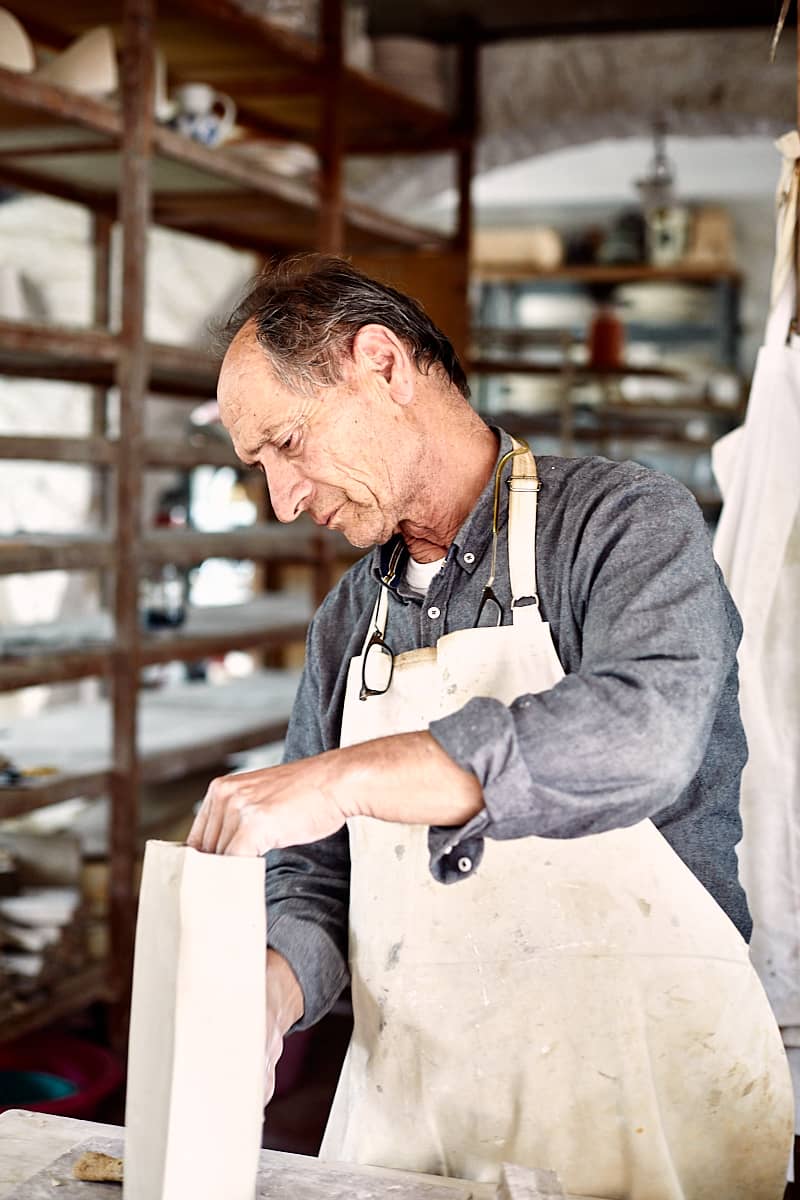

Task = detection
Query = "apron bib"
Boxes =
[320,448,793,1199]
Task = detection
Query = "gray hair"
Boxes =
[217,254,470,399]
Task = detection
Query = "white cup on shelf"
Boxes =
[169,82,237,148]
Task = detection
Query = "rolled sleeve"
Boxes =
[268,911,350,1032]
[426,471,740,867]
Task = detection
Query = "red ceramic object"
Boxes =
[588,306,625,370]
[0,1033,123,1118]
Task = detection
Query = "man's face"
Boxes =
[218,325,409,548]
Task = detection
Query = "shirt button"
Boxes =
[463,552,475,564]
[457,856,472,873]
[427,605,441,619]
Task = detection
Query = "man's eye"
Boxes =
[281,431,298,452]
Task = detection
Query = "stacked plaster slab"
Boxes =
[124,841,266,1200]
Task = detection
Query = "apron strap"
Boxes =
[360,539,404,655]
[508,445,542,611]
[360,584,390,656]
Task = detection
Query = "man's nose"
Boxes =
[264,454,311,523]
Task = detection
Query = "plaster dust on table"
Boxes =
[5,1138,480,1200]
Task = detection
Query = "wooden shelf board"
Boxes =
[141,593,312,665]
[0,319,220,397]
[490,411,719,449]
[0,962,111,1044]
[0,534,113,574]
[1,525,356,575]
[144,436,238,469]
[0,434,240,470]
[0,318,118,385]
[0,771,111,820]
[0,596,312,689]
[147,339,219,398]
[595,399,744,420]
[468,357,687,379]
[142,522,356,566]
[0,669,299,814]
[0,92,447,256]
[0,434,117,465]
[0,66,119,140]
[473,263,742,285]
[0,646,111,693]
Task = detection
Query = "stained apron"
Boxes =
[320,447,793,1199]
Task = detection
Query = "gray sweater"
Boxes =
[267,428,751,1029]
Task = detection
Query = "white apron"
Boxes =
[320,446,793,1199]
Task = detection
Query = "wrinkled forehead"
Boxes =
[217,322,288,435]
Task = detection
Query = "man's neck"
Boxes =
[397,419,498,563]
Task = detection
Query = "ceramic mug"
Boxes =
[170,82,236,148]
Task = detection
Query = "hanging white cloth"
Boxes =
[713,130,800,1130]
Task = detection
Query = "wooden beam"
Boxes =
[0,648,111,693]
[0,67,118,136]
[0,319,119,363]
[144,436,238,469]
[455,35,478,256]
[0,773,112,821]
[169,0,320,69]
[0,160,115,213]
[0,964,111,1045]
[0,435,117,463]
[140,621,308,666]
[90,214,114,553]
[0,535,114,573]
[0,138,116,158]
[318,0,344,253]
[141,524,320,567]
[0,67,121,137]
[111,0,154,1027]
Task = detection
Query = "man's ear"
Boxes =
[351,324,414,405]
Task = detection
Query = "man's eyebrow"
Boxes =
[236,427,277,463]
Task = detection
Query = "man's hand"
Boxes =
[187,732,483,857]
[264,948,304,1105]
[188,751,350,856]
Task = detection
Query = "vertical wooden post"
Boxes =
[110,0,154,1036]
[91,214,113,609]
[454,34,478,258]
[318,0,344,254]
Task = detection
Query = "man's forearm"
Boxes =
[188,731,482,857]
[267,946,305,1032]
[333,730,483,826]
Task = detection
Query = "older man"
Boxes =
[188,257,791,1198]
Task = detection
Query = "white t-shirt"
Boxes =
[404,554,445,597]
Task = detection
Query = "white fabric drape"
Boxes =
[713,131,800,1129]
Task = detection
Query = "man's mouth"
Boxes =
[316,506,341,528]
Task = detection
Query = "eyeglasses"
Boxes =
[473,439,533,629]
[360,540,404,701]
[360,627,396,700]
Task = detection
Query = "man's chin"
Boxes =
[332,516,388,551]
[339,528,380,550]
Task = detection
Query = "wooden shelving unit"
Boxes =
[0,0,475,1041]
[0,964,112,1045]
[0,668,301,819]
[470,263,744,513]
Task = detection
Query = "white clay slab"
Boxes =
[123,841,266,1200]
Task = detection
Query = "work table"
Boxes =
[0,1109,497,1199]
